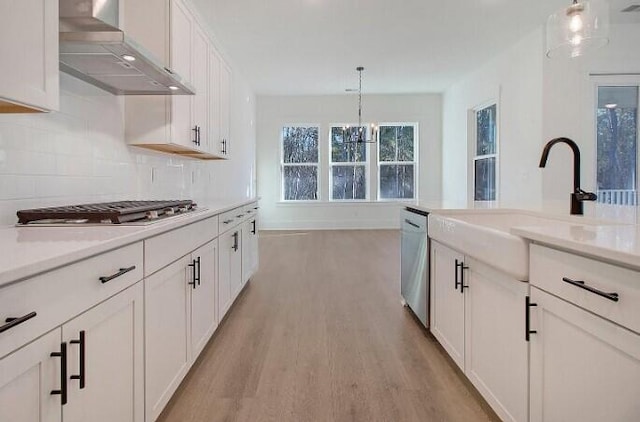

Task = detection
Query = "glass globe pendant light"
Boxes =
[545,0,610,58]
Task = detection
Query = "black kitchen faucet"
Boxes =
[539,137,597,215]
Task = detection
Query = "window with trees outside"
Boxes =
[378,124,416,199]
[281,126,319,201]
[474,104,498,201]
[330,126,368,200]
[596,85,638,206]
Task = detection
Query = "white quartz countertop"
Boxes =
[0,198,257,287]
[512,224,640,272]
[408,201,640,271]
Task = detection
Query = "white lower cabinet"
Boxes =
[63,283,144,422]
[529,287,640,422]
[144,238,219,422]
[0,282,144,422]
[218,227,242,321]
[144,255,191,422]
[430,240,529,422]
[190,240,219,360]
[430,242,465,369]
[465,261,529,422]
[0,329,61,422]
[242,216,259,285]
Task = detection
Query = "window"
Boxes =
[281,126,319,201]
[378,124,417,200]
[330,126,368,200]
[473,104,498,201]
[596,85,639,206]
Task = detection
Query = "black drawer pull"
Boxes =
[50,342,68,405]
[99,266,136,284]
[562,277,619,302]
[236,214,245,218]
[1,311,37,334]
[404,219,420,229]
[70,331,85,389]
[223,219,233,224]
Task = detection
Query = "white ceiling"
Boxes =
[191,0,640,95]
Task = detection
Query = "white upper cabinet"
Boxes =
[0,0,59,113]
[190,25,210,153]
[124,0,230,160]
[219,61,232,157]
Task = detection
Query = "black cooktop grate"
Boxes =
[17,200,196,224]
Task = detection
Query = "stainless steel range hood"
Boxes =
[59,0,194,95]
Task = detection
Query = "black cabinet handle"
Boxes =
[196,257,201,286]
[460,262,469,293]
[193,125,201,146]
[562,277,619,302]
[0,311,36,334]
[236,214,245,218]
[70,331,85,389]
[223,219,233,224]
[50,342,68,405]
[99,266,136,284]
[251,220,256,235]
[525,296,537,341]
[404,219,420,229]
[454,259,461,291]
[188,260,197,289]
[232,231,239,252]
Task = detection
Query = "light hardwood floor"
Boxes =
[158,230,499,422]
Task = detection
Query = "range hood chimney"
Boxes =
[59,0,194,95]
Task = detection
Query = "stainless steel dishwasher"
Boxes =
[400,207,429,328]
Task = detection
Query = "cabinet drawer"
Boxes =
[530,244,640,334]
[218,207,245,233]
[145,215,218,276]
[0,242,143,358]
[243,202,259,218]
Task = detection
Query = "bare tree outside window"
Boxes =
[282,126,319,201]
[596,86,638,206]
[330,126,368,200]
[474,104,497,201]
[378,124,416,199]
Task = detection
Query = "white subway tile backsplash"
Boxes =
[0,73,254,226]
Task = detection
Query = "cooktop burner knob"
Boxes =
[146,210,159,220]
[165,207,175,215]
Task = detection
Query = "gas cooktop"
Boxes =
[17,200,198,226]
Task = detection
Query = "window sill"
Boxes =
[276,200,416,207]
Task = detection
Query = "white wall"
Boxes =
[442,23,639,217]
[541,23,640,214]
[442,28,544,209]
[0,70,256,226]
[256,94,442,229]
